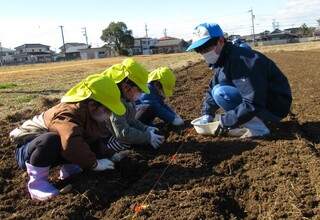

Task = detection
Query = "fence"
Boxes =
[254,36,320,46]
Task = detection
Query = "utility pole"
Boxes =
[82,27,89,47]
[248,8,256,46]
[59,26,66,60]
[145,23,149,54]
[272,19,280,30]
[164,28,167,39]
[0,41,3,66]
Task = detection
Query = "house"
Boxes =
[158,36,178,41]
[129,38,158,55]
[79,44,117,59]
[59,43,88,60]
[13,44,53,63]
[0,47,15,65]
[157,38,189,53]
[268,28,297,40]
[313,19,320,36]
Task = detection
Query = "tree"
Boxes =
[101,22,134,56]
[299,23,310,37]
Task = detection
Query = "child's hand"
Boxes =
[146,126,159,133]
[149,131,164,149]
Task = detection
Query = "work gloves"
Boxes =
[172,115,184,126]
[110,150,131,163]
[149,131,164,149]
[91,158,115,171]
[146,126,159,133]
[146,126,164,149]
[200,114,214,124]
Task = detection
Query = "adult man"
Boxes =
[187,22,292,138]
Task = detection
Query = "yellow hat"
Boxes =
[61,74,126,115]
[101,58,150,94]
[148,67,176,97]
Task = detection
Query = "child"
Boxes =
[10,74,125,201]
[135,67,184,126]
[101,58,165,152]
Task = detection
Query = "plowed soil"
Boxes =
[0,50,319,220]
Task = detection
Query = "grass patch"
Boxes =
[17,94,39,104]
[0,83,17,89]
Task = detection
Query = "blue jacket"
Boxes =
[239,42,252,49]
[136,83,176,123]
[202,42,292,128]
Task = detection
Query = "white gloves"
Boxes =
[200,114,214,124]
[146,126,159,133]
[172,115,184,126]
[110,150,131,163]
[91,159,115,171]
[149,131,164,149]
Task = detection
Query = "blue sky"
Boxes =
[1,0,319,51]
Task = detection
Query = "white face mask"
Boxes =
[202,49,220,65]
[92,111,111,122]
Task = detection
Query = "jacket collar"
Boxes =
[214,42,233,68]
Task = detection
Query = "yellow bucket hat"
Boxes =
[148,67,176,97]
[61,74,126,115]
[101,58,150,94]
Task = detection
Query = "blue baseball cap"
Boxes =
[186,23,224,51]
[232,38,241,44]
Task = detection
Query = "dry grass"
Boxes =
[254,41,320,53]
[0,53,201,119]
[0,53,201,78]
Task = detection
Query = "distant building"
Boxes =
[0,47,15,64]
[158,36,178,41]
[129,38,158,55]
[129,36,189,55]
[13,44,53,63]
[157,38,189,53]
[268,28,297,40]
[313,19,320,36]
[79,44,117,59]
[59,43,88,60]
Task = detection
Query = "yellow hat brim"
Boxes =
[61,74,126,116]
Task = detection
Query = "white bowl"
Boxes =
[191,117,220,135]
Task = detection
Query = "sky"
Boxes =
[0,0,319,52]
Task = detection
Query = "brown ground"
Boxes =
[1,50,320,220]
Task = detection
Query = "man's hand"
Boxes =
[200,114,214,124]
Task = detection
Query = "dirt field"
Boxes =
[0,47,320,219]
